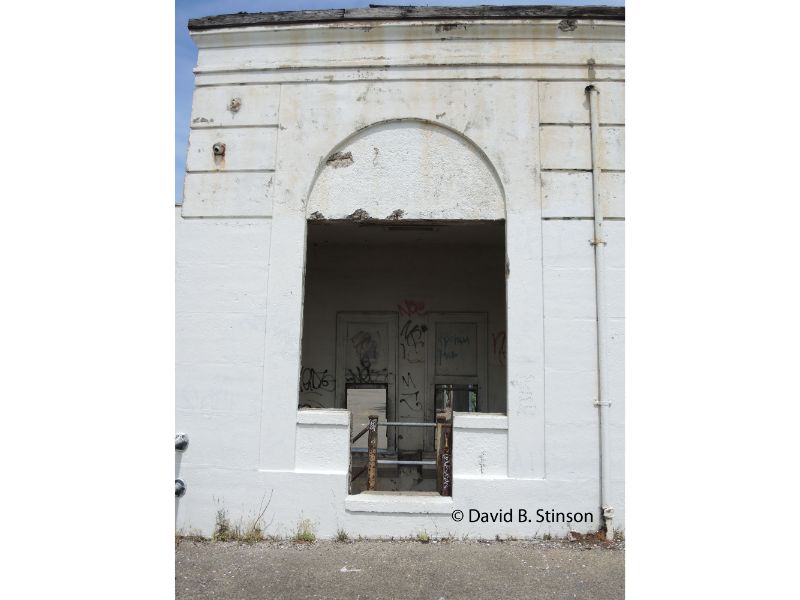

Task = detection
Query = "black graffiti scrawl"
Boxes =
[345,330,389,384]
[299,367,333,394]
[399,320,427,363]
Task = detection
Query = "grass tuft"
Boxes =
[213,508,234,542]
[212,507,265,544]
[294,518,317,543]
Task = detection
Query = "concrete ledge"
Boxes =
[190,6,625,30]
[345,491,454,514]
[453,413,508,430]
[297,408,350,426]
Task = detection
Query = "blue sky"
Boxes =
[175,0,624,203]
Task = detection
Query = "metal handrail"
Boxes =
[350,422,437,448]
[375,421,436,427]
[351,464,368,483]
[351,415,452,495]
[351,424,370,444]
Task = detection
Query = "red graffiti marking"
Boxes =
[398,299,426,317]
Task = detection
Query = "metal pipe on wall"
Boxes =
[586,84,614,540]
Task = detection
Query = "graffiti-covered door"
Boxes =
[336,313,398,446]
[425,312,488,451]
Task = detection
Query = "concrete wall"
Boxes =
[176,16,624,539]
[176,212,270,471]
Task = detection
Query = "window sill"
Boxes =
[296,408,350,426]
[452,412,508,430]
[345,491,454,514]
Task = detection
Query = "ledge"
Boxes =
[190,6,624,30]
[345,491,454,514]
[453,412,508,430]
[296,408,350,426]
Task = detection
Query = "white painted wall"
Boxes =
[308,120,504,221]
[175,210,271,527]
[176,15,624,539]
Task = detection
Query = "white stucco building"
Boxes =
[176,5,625,540]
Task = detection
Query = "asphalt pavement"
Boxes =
[176,538,624,599]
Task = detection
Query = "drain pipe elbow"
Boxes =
[602,505,615,540]
[175,433,189,452]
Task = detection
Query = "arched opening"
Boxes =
[299,121,507,494]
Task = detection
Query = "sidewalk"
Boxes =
[176,538,624,599]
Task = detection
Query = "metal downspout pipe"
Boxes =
[586,85,614,540]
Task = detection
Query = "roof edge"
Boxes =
[188,5,625,31]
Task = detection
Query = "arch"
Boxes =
[305,119,506,221]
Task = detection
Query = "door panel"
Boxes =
[336,312,398,446]
[425,312,488,450]
[434,321,479,377]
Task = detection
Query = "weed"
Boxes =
[212,500,269,544]
[238,521,264,544]
[543,533,552,541]
[213,508,234,542]
[294,518,317,543]
[335,528,349,543]
[416,531,431,543]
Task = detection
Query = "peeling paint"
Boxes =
[435,23,466,33]
[326,151,354,168]
[558,19,578,32]
[346,208,371,221]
